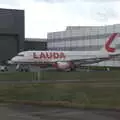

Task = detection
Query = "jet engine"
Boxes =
[52,61,75,71]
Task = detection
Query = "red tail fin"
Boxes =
[105,33,118,53]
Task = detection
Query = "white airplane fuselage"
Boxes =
[8,33,120,71]
[10,50,109,64]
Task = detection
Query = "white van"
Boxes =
[0,65,8,72]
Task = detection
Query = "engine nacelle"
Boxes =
[53,61,75,71]
[57,62,70,69]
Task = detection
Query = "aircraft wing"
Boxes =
[69,57,109,65]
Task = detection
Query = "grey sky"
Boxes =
[35,0,120,3]
[0,0,20,6]
[0,0,119,38]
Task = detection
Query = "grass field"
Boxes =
[38,71,120,80]
[0,71,119,109]
[0,72,33,80]
[0,80,120,109]
[0,71,120,81]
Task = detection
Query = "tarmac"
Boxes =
[0,103,120,120]
[0,65,95,72]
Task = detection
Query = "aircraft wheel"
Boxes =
[24,69,29,72]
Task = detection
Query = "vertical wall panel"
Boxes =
[47,24,120,67]
[0,8,24,62]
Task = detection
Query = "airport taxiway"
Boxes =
[0,103,120,120]
[0,79,120,86]
[0,79,83,84]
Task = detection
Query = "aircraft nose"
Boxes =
[7,60,12,64]
[12,57,18,62]
[7,57,17,64]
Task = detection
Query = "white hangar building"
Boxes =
[47,24,120,67]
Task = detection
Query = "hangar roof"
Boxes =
[25,38,47,42]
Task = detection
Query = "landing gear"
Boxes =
[65,64,76,72]
[16,64,30,72]
[70,63,76,71]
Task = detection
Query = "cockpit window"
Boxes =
[17,54,24,57]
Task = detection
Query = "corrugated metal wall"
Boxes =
[24,41,47,50]
[47,24,120,67]
[0,8,24,62]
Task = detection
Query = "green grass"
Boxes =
[0,71,119,109]
[0,72,34,80]
[39,71,120,80]
[0,71,120,81]
[0,80,120,109]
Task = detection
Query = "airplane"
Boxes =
[8,33,120,71]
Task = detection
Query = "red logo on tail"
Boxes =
[105,33,119,52]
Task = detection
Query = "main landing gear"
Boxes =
[16,64,30,72]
